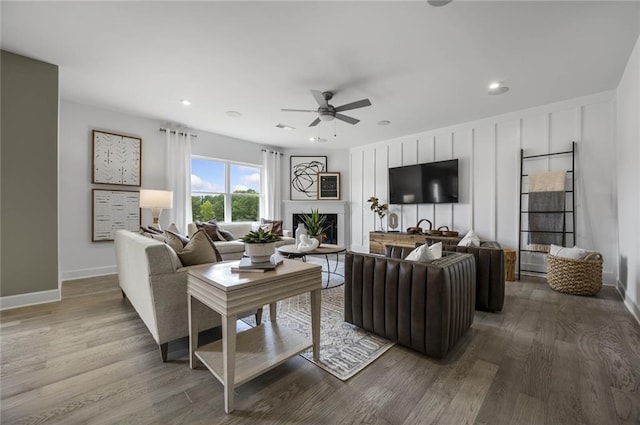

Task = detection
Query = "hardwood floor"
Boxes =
[1,275,639,424]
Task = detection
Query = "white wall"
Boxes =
[59,101,273,280]
[349,91,619,285]
[59,101,166,279]
[616,35,640,323]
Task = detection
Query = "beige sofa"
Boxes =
[114,230,261,361]
[187,222,295,261]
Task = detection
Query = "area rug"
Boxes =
[243,279,395,381]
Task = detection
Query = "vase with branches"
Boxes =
[367,196,389,232]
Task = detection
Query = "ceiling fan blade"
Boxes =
[335,113,360,125]
[310,90,328,107]
[335,98,372,112]
[281,108,316,113]
[309,117,321,127]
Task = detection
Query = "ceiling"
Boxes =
[2,1,639,150]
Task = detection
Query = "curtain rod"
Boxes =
[159,127,198,138]
[261,149,283,155]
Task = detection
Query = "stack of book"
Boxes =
[230,256,283,273]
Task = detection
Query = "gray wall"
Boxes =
[1,51,59,297]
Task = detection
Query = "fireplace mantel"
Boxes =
[282,200,349,247]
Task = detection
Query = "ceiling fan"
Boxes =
[281,90,372,127]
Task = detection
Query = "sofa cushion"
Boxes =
[213,240,246,254]
[261,218,283,236]
[176,230,222,265]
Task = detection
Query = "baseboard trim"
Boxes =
[59,265,117,281]
[0,289,61,311]
[616,281,640,326]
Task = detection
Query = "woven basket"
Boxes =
[546,252,603,296]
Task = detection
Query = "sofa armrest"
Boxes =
[446,246,505,312]
[149,270,221,344]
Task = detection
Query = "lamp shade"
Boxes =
[139,190,173,209]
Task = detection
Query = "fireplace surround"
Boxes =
[283,201,349,247]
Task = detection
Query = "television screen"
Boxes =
[389,159,458,204]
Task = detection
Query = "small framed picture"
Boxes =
[317,172,340,200]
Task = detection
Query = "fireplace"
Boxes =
[283,200,349,248]
[293,213,338,245]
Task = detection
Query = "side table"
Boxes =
[187,259,322,413]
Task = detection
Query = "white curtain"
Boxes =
[261,150,282,219]
[165,129,193,234]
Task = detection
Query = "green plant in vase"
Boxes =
[240,228,281,244]
[241,228,282,263]
[301,209,328,244]
[367,196,389,232]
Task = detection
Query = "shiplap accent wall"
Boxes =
[350,91,617,284]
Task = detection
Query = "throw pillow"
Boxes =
[405,242,442,262]
[195,221,221,241]
[166,222,182,235]
[458,229,480,247]
[139,226,168,242]
[176,230,223,266]
[165,230,190,253]
[252,222,273,232]
[216,228,236,241]
[261,218,283,236]
[549,244,588,259]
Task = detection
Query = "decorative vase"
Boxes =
[378,216,385,232]
[244,242,276,263]
[311,235,323,247]
[295,223,307,246]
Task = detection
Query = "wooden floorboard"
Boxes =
[1,275,639,424]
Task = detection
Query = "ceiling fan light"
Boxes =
[319,114,335,121]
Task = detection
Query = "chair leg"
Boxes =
[255,307,263,326]
[159,343,169,362]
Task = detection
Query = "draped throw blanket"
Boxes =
[528,171,566,251]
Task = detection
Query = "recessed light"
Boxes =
[309,137,327,143]
[276,123,295,130]
[180,99,191,106]
[226,111,241,118]
[377,120,391,126]
[488,86,510,95]
[427,0,452,6]
[488,81,509,95]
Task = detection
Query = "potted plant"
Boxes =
[301,209,328,245]
[367,196,389,231]
[241,228,282,263]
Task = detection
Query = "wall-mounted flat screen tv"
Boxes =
[389,159,459,204]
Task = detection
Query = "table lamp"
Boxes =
[139,189,173,229]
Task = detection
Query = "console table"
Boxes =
[369,232,463,254]
[187,259,322,413]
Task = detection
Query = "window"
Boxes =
[191,157,261,222]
